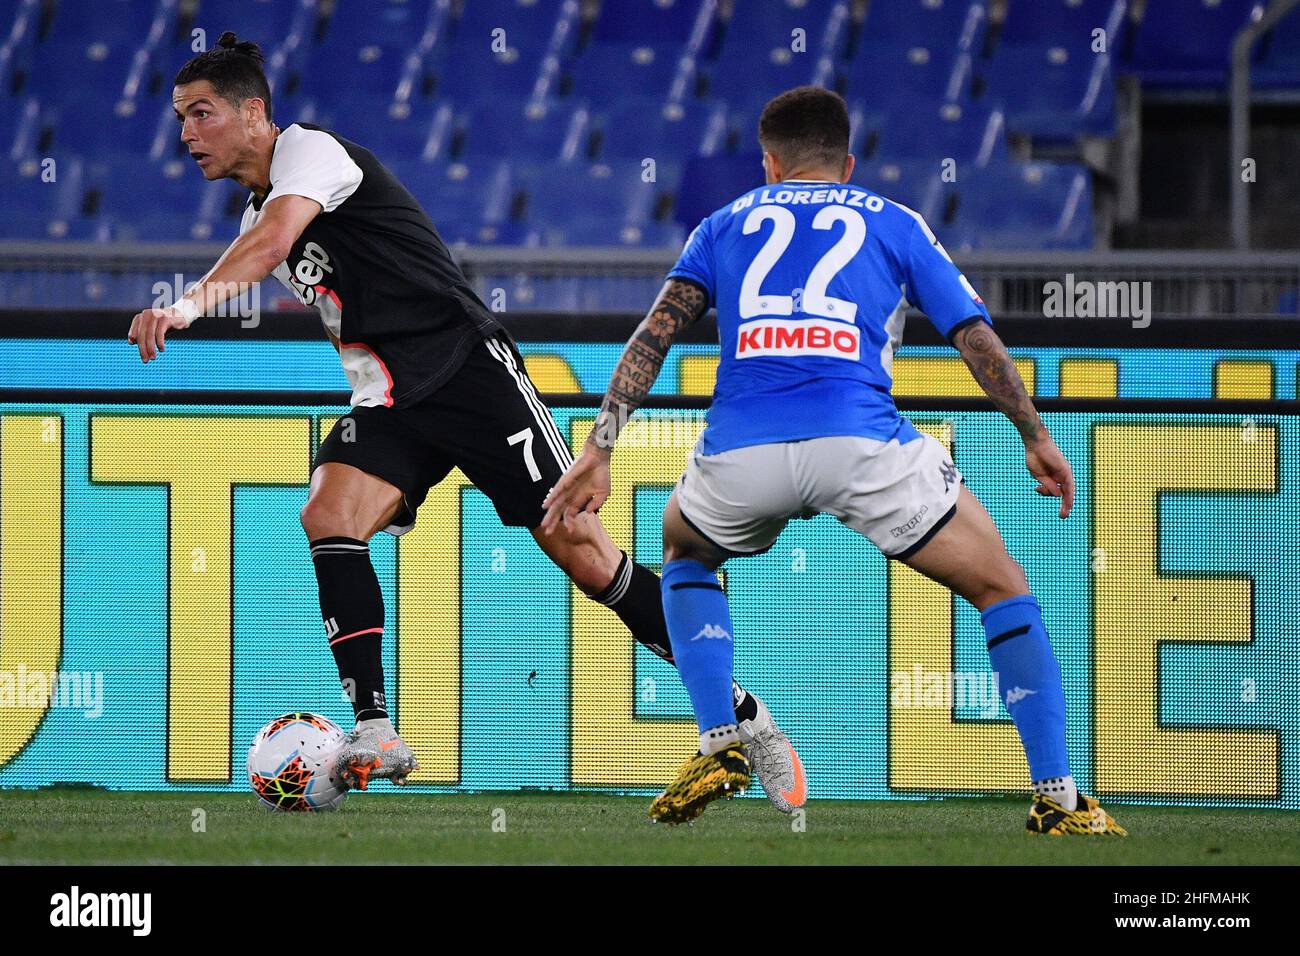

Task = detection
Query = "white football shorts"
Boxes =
[674,432,962,559]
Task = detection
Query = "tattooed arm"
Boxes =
[952,319,1076,518]
[588,278,708,453]
[952,319,1044,444]
[539,279,708,533]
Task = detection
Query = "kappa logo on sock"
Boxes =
[692,624,732,642]
[324,617,339,640]
[1005,686,1038,705]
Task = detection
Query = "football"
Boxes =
[247,713,349,812]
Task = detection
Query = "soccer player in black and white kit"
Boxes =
[126,33,807,807]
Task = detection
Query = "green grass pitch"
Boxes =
[1,789,1297,864]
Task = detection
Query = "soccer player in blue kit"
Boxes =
[543,87,1126,834]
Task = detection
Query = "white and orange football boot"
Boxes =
[334,717,419,790]
[739,694,807,814]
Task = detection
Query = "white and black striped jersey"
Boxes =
[239,123,504,407]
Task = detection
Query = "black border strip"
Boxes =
[2,390,1299,415]
[7,310,1300,348]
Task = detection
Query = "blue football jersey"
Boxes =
[668,179,991,454]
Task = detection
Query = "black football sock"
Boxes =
[309,536,388,722]
[592,551,760,723]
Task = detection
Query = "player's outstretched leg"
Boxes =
[532,510,804,813]
[302,463,420,790]
[902,486,1125,836]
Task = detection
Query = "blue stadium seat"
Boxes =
[454,0,573,57]
[716,0,839,47]
[983,42,1116,138]
[193,0,317,46]
[26,35,134,106]
[703,35,816,104]
[591,0,714,47]
[0,154,108,240]
[459,98,591,162]
[875,102,1006,166]
[565,43,686,102]
[1255,10,1300,88]
[864,0,984,46]
[856,159,946,221]
[45,0,163,47]
[981,0,1123,138]
[845,43,970,152]
[1127,0,1264,87]
[674,151,764,227]
[387,158,518,243]
[944,160,1092,249]
[997,0,1122,46]
[599,97,726,160]
[90,153,226,242]
[519,159,681,246]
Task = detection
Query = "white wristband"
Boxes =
[168,297,201,326]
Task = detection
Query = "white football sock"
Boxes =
[700,723,741,755]
[1033,775,1078,811]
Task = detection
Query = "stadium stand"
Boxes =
[0,0,1297,252]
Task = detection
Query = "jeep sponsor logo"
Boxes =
[287,241,334,306]
[890,505,929,538]
[736,318,860,359]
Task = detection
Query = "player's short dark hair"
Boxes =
[758,86,850,172]
[174,31,272,121]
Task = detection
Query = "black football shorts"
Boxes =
[313,332,575,533]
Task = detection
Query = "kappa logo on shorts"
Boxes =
[890,505,929,538]
[939,460,959,493]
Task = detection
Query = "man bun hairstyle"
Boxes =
[758,86,850,173]
[175,31,273,121]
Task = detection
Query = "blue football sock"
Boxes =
[661,559,736,738]
[982,595,1071,783]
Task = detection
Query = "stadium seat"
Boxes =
[192,0,317,46]
[864,0,985,47]
[1,154,108,240]
[91,152,227,242]
[875,102,1006,167]
[387,158,518,244]
[1127,0,1265,87]
[856,159,946,221]
[591,0,715,47]
[565,43,689,102]
[598,96,726,160]
[981,0,1124,139]
[519,159,680,246]
[674,152,764,227]
[1254,9,1300,88]
[702,34,818,105]
[458,98,592,162]
[996,0,1123,47]
[982,42,1116,139]
[943,160,1093,249]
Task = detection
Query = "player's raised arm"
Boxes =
[127,195,320,362]
[540,277,709,533]
[951,319,1075,518]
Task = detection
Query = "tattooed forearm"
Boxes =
[588,279,707,452]
[953,321,1044,443]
